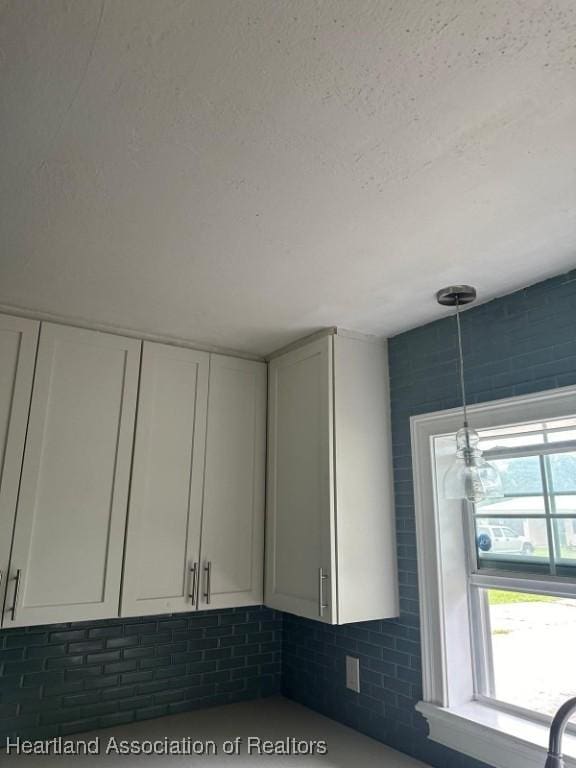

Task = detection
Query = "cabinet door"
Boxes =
[5,323,140,627]
[121,342,209,616]
[265,336,336,622]
[0,315,39,623]
[333,334,398,624]
[199,355,266,610]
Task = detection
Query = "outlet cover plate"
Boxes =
[346,655,360,693]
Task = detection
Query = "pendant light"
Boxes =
[436,285,503,503]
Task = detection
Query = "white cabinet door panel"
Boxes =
[0,315,39,623]
[333,334,398,623]
[199,355,266,610]
[121,342,209,617]
[6,323,140,627]
[265,337,336,622]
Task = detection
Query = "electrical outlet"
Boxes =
[345,655,360,693]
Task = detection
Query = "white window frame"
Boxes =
[411,384,576,768]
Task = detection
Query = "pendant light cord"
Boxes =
[455,300,469,429]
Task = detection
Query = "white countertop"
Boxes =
[3,696,429,767]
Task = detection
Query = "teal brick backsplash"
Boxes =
[0,607,281,740]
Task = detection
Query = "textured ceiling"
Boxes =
[1,0,575,355]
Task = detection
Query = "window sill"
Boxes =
[416,700,576,768]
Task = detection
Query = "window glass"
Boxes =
[552,518,576,564]
[478,418,576,451]
[482,589,576,717]
[490,456,543,495]
[478,494,546,517]
[472,444,576,576]
[551,495,576,515]
[547,452,576,494]
[475,517,549,570]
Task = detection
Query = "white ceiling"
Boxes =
[1,1,575,356]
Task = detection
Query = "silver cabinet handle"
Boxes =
[11,569,22,621]
[318,567,329,617]
[188,562,198,605]
[203,561,212,605]
[0,569,3,591]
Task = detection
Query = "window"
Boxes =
[411,386,576,768]
[466,418,576,721]
[471,420,576,578]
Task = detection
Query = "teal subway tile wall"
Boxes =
[0,608,281,740]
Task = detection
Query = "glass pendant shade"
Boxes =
[436,286,503,504]
[477,457,504,500]
[443,427,504,503]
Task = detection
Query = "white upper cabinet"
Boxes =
[121,342,209,617]
[266,331,399,625]
[0,315,39,619]
[199,355,266,610]
[5,323,140,627]
[1,309,393,629]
